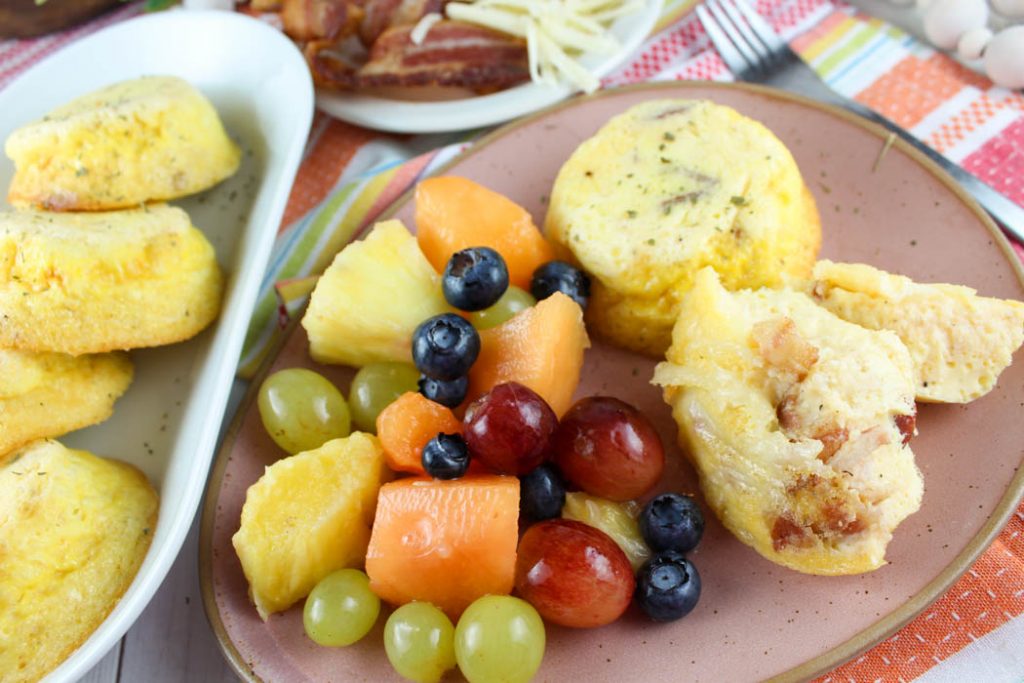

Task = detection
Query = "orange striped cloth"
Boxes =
[2,2,1023,680]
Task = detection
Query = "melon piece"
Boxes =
[468,292,589,417]
[366,475,520,618]
[376,392,463,474]
[415,176,555,290]
[232,433,390,619]
[301,220,452,367]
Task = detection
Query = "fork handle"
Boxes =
[839,98,1024,243]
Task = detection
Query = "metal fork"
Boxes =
[696,0,1024,241]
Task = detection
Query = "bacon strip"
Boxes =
[306,39,362,90]
[282,0,363,42]
[360,0,447,46]
[353,21,529,90]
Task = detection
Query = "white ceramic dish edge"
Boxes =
[0,10,313,682]
[316,0,663,133]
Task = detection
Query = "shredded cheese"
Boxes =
[445,0,642,93]
[410,12,444,45]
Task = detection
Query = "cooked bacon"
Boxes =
[812,502,864,536]
[894,411,916,445]
[752,316,819,380]
[776,392,799,431]
[305,38,362,89]
[771,515,810,551]
[354,21,529,90]
[814,426,849,462]
[282,0,363,42]
[360,0,446,46]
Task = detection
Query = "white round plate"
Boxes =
[315,0,663,133]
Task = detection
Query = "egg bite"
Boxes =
[5,75,240,211]
[544,99,821,356]
[653,268,922,575]
[0,204,223,355]
[808,260,1024,403]
[0,349,133,457]
[0,439,158,683]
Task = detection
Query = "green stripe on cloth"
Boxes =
[814,19,885,78]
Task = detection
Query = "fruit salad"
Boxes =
[233,176,705,683]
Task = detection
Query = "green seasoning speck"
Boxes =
[663,132,675,141]
[660,157,670,164]
[626,210,637,218]
[647,238,656,246]
[730,196,749,207]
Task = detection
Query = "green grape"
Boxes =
[349,362,420,433]
[257,368,350,455]
[454,596,545,683]
[470,287,536,330]
[303,569,380,647]
[384,602,456,683]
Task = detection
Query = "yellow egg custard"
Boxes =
[545,99,821,356]
[0,440,158,683]
[808,260,1024,403]
[0,349,132,457]
[0,204,223,355]
[5,76,240,211]
[653,268,922,575]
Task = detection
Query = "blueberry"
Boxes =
[443,247,510,312]
[418,374,469,408]
[530,261,591,309]
[412,314,480,381]
[422,433,470,479]
[639,493,705,553]
[519,463,566,522]
[635,551,701,622]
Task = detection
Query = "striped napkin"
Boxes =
[1,2,1022,680]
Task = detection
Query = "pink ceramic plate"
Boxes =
[200,82,1024,682]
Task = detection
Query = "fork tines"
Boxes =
[697,0,788,80]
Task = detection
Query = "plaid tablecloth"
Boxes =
[3,3,1023,680]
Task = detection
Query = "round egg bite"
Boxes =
[653,268,922,575]
[0,349,133,457]
[0,204,223,355]
[5,76,240,211]
[544,98,822,356]
[0,439,158,682]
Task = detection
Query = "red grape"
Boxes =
[552,397,665,501]
[515,519,635,628]
[463,382,558,475]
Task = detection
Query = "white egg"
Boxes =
[957,27,993,60]
[991,0,1024,19]
[984,26,1024,89]
[923,0,989,50]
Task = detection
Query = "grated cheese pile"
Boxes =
[443,0,644,93]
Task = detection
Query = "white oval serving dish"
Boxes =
[0,9,314,682]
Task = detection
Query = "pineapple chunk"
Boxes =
[562,492,650,571]
[232,432,391,619]
[301,220,452,367]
